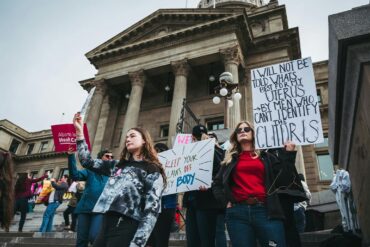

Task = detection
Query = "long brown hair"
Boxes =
[0,151,15,231]
[223,121,259,165]
[120,127,167,186]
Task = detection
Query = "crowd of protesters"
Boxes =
[0,112,314,247]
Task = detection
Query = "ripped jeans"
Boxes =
[225,204,286,247]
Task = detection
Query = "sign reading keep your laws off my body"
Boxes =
[157,138,215,196]
[251,57,324,149]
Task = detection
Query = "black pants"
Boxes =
[280,197,301,247]
[93,213,139,247]
[147,208,176,247]
[14,197,28,231]
[185,203,219,247]
[63,205,77,231]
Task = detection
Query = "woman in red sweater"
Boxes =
[15,173,48,232]
[213,121,297,247]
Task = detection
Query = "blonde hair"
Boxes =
[222,121,260,165]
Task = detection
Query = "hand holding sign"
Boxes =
[284,140,296,151]
[73,112,84,137]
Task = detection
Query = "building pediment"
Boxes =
[86,9,247,66]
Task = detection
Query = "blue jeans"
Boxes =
[77,213,103,247]
[39,202,60,232]
[226,204,286,247]
[185,203,219,247]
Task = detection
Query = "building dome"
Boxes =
[197,0,264,9]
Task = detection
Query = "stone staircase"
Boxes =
[7,202,68,233]
[0,203,339,246]
[0,232,189,247]
[0,231,338,247]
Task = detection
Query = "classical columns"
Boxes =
[85,79,107,146]
[101,92,120,150]
[92,91,111,155]
[167,59,190,147]
[119,70,146,150]
[220,45,242,128]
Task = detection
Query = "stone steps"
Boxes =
[3,203,337,247]
[0,231,336,247]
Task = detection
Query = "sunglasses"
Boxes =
[104,154,114,159]
[235,127,252,134]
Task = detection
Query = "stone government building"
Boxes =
[2,0,334,226]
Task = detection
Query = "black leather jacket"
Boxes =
[212,150,300,220]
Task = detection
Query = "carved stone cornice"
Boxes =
[220,45,241,66]
[14,151,67,161]
[93,79,107,95]
[171,59,190,77]
[128,70,146,87]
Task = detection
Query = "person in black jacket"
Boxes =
[213,121,298,247]
[183,124,225,247]
[267,149,308,247]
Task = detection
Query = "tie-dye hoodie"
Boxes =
[77,139,164,247]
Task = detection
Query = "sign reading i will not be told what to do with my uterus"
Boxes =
[251,57,324,149]
[158,138,215,196]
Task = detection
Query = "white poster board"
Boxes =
[158,139,215,196]
[251,57,324,149]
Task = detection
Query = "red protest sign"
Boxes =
[51,124,91,152]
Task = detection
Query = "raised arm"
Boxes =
[73,112,115,176]
[29,174,48,183]
[51,180,68,191]
[76,139,115,176]
[130,172,164,247]
[68,153,88,181]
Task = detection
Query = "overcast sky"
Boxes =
[0,0,368,132]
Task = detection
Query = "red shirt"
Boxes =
[231,151,266,202]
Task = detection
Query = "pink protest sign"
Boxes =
[51,124,91,152]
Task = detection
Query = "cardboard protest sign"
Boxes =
[251,57,324,149]
[158,138,215,196]
[172,133,193,149]
[51,124,91,152]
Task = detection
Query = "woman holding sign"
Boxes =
[73,113,165,247]
[213,121,297,247]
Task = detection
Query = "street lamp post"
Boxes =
[212,72,242,128]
